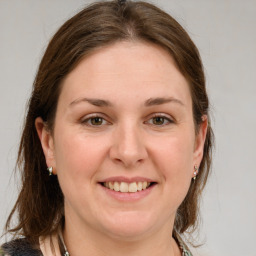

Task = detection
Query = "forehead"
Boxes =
[59,41,191,107]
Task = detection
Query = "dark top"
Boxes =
[0,239,42,256]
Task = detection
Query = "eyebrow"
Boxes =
[69,96,184,108]
[70,97,113,107]
[144,97,184,107]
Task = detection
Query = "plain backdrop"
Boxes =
[0,1,256,256]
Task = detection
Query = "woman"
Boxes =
[1,0,213,255]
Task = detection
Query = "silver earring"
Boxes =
[193,165,198,180]
[47,166,53,176]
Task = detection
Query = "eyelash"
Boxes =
[81,114,109,126]
[145,114,174,126]
[81,113,174,127]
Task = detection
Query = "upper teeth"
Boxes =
[103,181,151,193]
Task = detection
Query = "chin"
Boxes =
[100,211,157,240]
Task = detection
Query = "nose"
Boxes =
[109,123,148,168]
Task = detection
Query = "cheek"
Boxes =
[154,134,194,171]
[151,131,195,193]
[53,129,108,181]
[53,130,111,212]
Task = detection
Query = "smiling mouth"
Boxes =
[100,181,156,193]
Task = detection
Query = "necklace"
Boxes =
[58,230,192,256]
[58,229,70,256]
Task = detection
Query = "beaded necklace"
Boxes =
[58,231,193,256]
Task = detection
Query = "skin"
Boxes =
[36,41,207,256]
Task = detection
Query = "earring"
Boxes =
[47,166,53,176]
[193,165,199,180]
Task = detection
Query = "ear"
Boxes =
[35,117,56,174]
[193,115,208,168]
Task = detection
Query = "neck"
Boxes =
[63,218,181,256]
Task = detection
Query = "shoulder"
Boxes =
[1,239,42,256]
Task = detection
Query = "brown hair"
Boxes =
[5,0,213,244]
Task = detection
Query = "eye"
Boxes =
[81,115,109,126]
[146,115,173,126]
[90,117,104,126]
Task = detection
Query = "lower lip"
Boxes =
[99,183,156,201]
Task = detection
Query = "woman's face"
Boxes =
[37,41,207,240]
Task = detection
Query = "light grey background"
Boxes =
[0,1,255,255]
